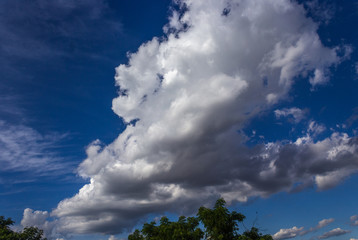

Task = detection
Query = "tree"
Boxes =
[128,198,273,240]
[197,198,245,240]
[19,227,46,240]
[0,216,17,240]
[0,216,47,240]
[238,227,273,240]
[129,216,204,240]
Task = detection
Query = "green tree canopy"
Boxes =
[129,216,204,240]
[128,198,273,240]
[197,198,245,240]
[0,216,47,240]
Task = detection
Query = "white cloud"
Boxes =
[318,228,351,239]
[21,208,49,227]
[25,0,356,237]
[108,235,119,240]
[308,121,326,136]
[21,208,57,239]
[274,107,307,123]
[300,218,334,235]
[274,218,334,239]
[273,226,304,240]
[317,218,334,228]
[0,120,73,179]
[351,215,358,226]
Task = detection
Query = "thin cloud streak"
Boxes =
[0,0,122,74]
[0,120,74,178]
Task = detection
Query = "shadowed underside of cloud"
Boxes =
[23,0,357,237]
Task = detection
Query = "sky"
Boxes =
[0,0,358,240]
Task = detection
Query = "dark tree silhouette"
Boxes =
[0,216,47,240]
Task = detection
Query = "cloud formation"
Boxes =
[351,215,358,226]
[275,108,307,123]
[300,218,335,236]
[21,208,57,239]
[318,228,351,239]
[273,218,334,239]
[22,0,357,237]
[273,226,304,240]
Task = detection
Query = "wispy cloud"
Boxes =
[0,94,24,118]
[0,120,74,180]
[351,215,358,226]
[300,218,335,236]
[274,107,308,123]
[0,0,122,75]
[318,228,351,239]
[273,218,334,240]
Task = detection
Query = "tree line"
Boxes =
[128,198,273,240]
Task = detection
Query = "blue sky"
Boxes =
[0,0,358,240]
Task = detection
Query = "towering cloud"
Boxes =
[25,0,356,237]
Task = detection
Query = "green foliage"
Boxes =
[0,216,18,240]
[0,216,47,240]
[128,198,272,240]
[197,198,245,240]
[129,216,204,240]
[19,227,46,240]
[238,227,273,240]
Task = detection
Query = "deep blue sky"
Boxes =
[0,0,171,225]
[1,1,358,240]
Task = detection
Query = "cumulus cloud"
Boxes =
[21,208,57,239]
[23,0,357,237]
[275,107,307,123]
[318,228,351,239]
[351,215,358,226]
[273,226,303,240]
